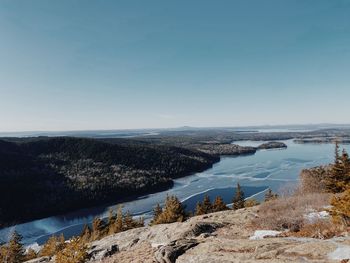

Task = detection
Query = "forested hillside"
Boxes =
[0,137,219,227]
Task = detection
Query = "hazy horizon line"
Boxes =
[1,122,350,135]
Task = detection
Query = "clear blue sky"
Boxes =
[1,0,350,131]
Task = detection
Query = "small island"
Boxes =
[257,141,287,150]
[191,144,256,156]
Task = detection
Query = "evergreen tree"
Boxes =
[115,205,123,232]
[212,196,228,212]
[264,188,278,202]
[40,235,65,258]
[123,211,135,230]
[58,234,65,247]
[340,149,350,188]
[232,183,245,210]
[3,231,25,263]
[330,188,350,226]
[91,217,104,241]
[80,224,91,243]
[107,207,118,235]
[150,203,163,225]
[153,195,186,224]
[56,237,88,263]
[0,244,7,263]
[25,248,37,261]
[195,202,205,215]
[244,198,260,207]
[107,208,115,226]
[137,217,145,228]
[335,141,340,163]
[325,145,350,193]
[201,195,213,214]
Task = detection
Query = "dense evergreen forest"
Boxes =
[1,127,349,228]
[0,137,219,227]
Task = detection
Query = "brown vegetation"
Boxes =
[252,192,331,232]
[0,232,25,263]
[292,220,344,239]
[55,237,88,263]
[264,188,278,202]
[331,189,350,226]
[253,143,350,239]
[232,183,245,210]
[39,234,65,257]
[151,195,187,224]
[244,198,260,208]
[300,166,329,193]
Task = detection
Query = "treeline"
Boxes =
[302,142,350,226]
[0,184,276,263]
[326,143,350,225]
[252,142,350,239]
[150,183,275,225]
[0,137,219,227]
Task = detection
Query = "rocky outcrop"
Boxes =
[24,207,350,263]
[25,257,51,263]
[76,218,223,263]
[154,239,199,263]
[257,141,287,150]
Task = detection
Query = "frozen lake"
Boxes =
[0,139,348,246]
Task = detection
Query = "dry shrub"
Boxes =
[56,237,88,263]
[290,220,345,239]
[252,193,331,232]
[244,198,260,208]
[299,166,330,194]
[330,189,350,226]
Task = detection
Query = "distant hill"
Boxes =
[0,137,219,227]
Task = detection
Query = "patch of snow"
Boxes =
[249,230,282,240]
[328,245,350,260]
[151,242,166,248]
[304,210,329,223]
[25,242,41,253]
[323,205,333,210]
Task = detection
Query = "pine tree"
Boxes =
[25,248,37,261]
[107,208,115,226]
[0,244,7,263]
[330,188,350,226]
[244,198,260,207]
[123,211,135,230]
[340,149,350,189]
[137,217,145,227]
[3,231,25,263]
[91,217,104,241]
[150,203,163,225]
[107,207,119,235]
[115,205,123,232]
[212,196,228,212]
[40,235,65,258]
[325,145,350,193]
[335,141,340,163]
[58,234,65,248]
[153,195,186,224]
[1,242,7,262]
[201,195,213,214]
[80,224,91,243]
[232,183,245,210]
[195,202,205,215]
[264,188,278,202]
[56,237,88,263]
